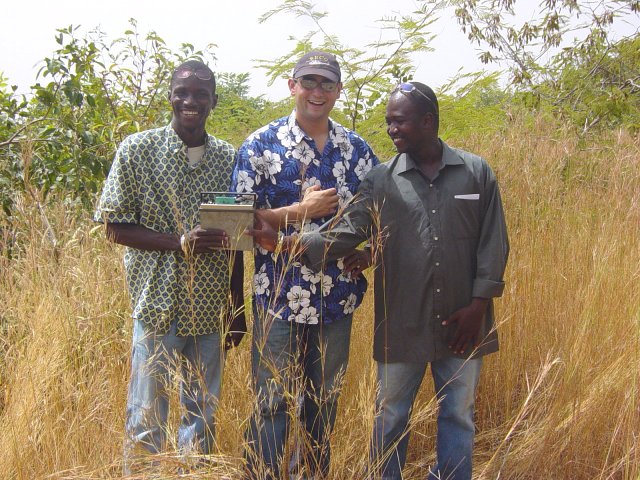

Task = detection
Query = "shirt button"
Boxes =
[436,288,441,293]
[431,209,436,213]
[429,184,434,188]
[434,236,439,241]
[435,262,440,267]
[436,314,441,319]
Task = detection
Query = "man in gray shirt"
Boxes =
[251,81,509,480]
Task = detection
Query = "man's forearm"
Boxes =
[229,251,245,314]
[469,297,489,313]
[105,223,180,251]
[258,204,304,230]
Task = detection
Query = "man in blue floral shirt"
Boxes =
[231,51,378,479]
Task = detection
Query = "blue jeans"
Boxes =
[246,314,353,479]
[370,357,482,480]
[124,319,224,471]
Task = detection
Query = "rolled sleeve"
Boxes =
[472,277,505,298]
[95,210,138,224]
[94,139,139,225]
[474,164,509,298]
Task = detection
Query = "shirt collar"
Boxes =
[165,124,209,155]
[396,139,464,174]
[442,140,465,166]
[285,112,307,146]
[285,111,349,149]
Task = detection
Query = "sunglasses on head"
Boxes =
[175,68,212,81]
[296,77,338,92]
[395,83,438,111]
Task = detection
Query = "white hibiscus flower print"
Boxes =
[290,124,306,144]
[321,274,334,296]
[292,143,316,166]
[301,177,322,194]
[295,306,319,325]
[264,150,283,183]
[336,257,350,282]
[251,150,282,185]
[338,141,354,161]
[276,125,295,148]
[331,128,353,160]
[301,265,322,294]
[254,269,270,295]
[355,155,373,180]
[340,293,357,314]
[235,171,254,193]
[337,184,353,206]
[287,285,311,312]
[247,124,269,142]
[332,162,346,181]
[249,154,269,185]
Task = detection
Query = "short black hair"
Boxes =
[170,60,216,93]
[391,82,440,130]
[407,82,438,117]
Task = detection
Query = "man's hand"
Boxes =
[182,225,229,254]
[342,249,372,279]
[442,298,489,354]
[258,185,340,229]
[224,312,247,351]
[247,213,279,252]
[299,185,339,219]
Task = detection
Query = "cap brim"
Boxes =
[294,67,340,83]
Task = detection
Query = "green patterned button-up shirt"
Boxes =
[95,125,236,336]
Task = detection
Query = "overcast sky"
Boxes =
[2,0,637,101]
[1,0,497,100]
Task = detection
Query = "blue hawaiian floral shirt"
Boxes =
[231,112,379,324]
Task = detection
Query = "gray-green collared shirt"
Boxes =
[302,141,509,363]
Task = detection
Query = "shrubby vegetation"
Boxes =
[1,93,638,480]
[0,2,638,477]
[1,1,637,220]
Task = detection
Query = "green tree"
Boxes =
[0,77,30,215]
[0,20,215,217]
[255,0,445,130]
[540,35,640,131]
[450,0,640,131]
[212,72,287,146]
[438,72,510,140]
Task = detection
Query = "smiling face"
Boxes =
[385,92,434,155]
[169,75,217,146]
[288,74,341,130]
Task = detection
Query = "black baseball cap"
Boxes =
[293,50,341,83]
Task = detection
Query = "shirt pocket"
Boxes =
[449,194,481,240]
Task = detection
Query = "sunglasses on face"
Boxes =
[395,83,438,111]
[175,68,212,81]
[296,77,339,92]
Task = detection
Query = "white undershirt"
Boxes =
[187,145,205,168]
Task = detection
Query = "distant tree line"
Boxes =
[0,1,638,220]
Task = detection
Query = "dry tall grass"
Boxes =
[1,119,638,479]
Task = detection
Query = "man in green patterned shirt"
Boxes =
[94,60,245,471]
